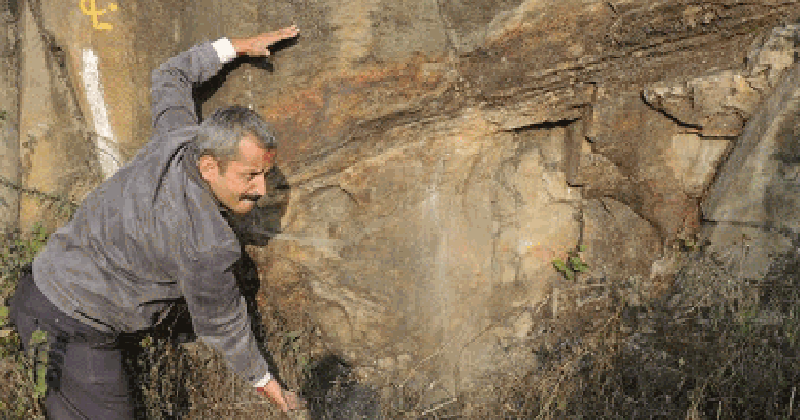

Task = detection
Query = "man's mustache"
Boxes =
[240,194,263,202]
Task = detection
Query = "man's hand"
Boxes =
[231,25,300,57]
[257,379,303,412]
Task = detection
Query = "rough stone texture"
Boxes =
[643,25,800,138]
[577,92,703,241]
[10,0,800,404]
[18,0,105,231]
[583,197,662,286]
[665,134,730,198]
[264,118,581,395]
[0,0,20,235]
[702,45,800,280]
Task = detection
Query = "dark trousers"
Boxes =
[8,267,135,420]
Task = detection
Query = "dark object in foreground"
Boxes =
[302,354,381,420]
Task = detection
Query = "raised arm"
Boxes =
[150,25,299,137]
[229,25,300,58]
[150,40,232,137]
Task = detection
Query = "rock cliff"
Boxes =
[3,0,800,406]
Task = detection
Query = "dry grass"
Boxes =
[2,224,799,419]
[125,250,327,420]
[456,244,800,420]
[0,227,48,420]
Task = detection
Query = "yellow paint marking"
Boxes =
[80,0,118,30]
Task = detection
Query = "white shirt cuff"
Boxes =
[253,371,273,388]
[212,38,237,64]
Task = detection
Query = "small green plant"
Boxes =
[0,306,13,354]
[140,334,153,349]
[18,223,49,264]
[282,329,311,373]
[0,305,8,326]
[676,232,702,252]
[0,223,53,418]
[27,330,49,399]
[0,223,49,284]
[552,245,589,281]
[785,308,800,346]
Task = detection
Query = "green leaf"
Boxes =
[30,330,47,346]
[140,335,153,348]
[35,224,48,244]
[34,365,48,398]
[297,355,308,368]
[552,259,568,273]
[284,330,301,340]
[578,245,586,252]
[569,256,584,269]
[574,263,589,273]
[565,270,574,281]
[0,306,8,326]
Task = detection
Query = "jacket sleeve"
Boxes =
[150,40,235,137]
[180,248,272,386]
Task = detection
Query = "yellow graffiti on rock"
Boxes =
[80,0,118,31]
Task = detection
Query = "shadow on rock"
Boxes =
[123,167,292,418]
[302,354,381,420]
[228,164,291,247]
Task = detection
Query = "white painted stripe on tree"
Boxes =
[81,48,120,179]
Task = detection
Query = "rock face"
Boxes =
[6,0,800,402]
[644,26,800,138]
[701,27,800,280]
[0,0,21,235]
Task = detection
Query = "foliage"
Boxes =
[552,244,590,281]
[0,222,48,286]
[0,224,51,419]
[27,330,49,399]
[2,218,798,419]
[468,247,800,420]
[0,305,8,326]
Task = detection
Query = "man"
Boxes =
[8,25,302,418]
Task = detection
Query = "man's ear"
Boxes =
[197,155,219,181]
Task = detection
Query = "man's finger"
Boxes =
[281,25,299,34]
[271,26,299,42]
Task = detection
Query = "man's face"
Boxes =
[198,134,276,215]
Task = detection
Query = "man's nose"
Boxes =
[252,174,267,196]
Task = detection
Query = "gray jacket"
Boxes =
[33,41,270,385]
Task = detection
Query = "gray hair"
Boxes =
[194,106,277,170]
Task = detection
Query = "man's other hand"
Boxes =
[231,26,300,57]
[257,379,304,412]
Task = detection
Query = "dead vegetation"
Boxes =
[457,244,800,419]
[0,227,48,420]
[2,227,799,419]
